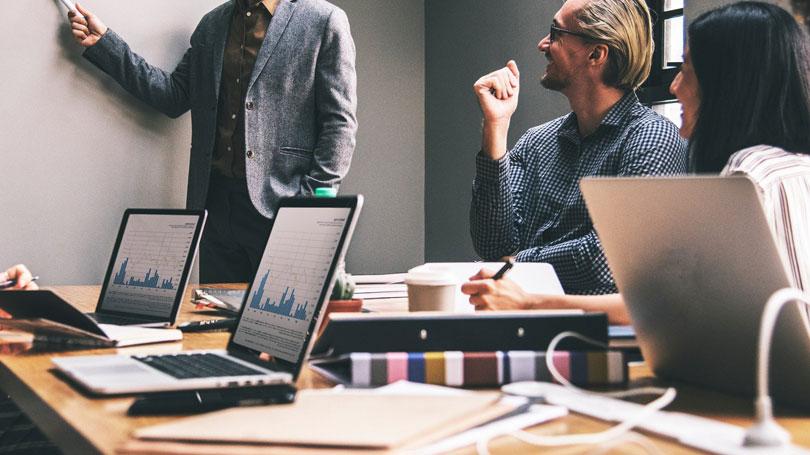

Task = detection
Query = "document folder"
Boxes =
[311,311,608,356]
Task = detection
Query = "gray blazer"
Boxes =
[83,0,357,218]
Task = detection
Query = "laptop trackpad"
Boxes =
[68,358,174,384]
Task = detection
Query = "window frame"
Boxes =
[639,0,684,105]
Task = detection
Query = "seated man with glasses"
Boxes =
[469,0,687,297]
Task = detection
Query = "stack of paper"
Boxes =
[353,273,407,300]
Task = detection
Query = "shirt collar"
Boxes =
[558,91,639,142]
[236,0,276,14]
[601,91,639,127]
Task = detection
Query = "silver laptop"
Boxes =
[52,196,363,395]
[580,176,810,408]
[87,209,207,327]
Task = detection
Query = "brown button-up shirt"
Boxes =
[211,0,274,179]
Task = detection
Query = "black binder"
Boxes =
[311,311,608,358]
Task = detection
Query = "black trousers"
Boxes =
[199,172,274,284]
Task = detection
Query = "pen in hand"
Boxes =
[491,258,514,280]
[0,276,39,290]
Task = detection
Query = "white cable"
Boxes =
[475,331,676,453]
[743,287,810,447]
[585,431,664,455]
[545,331,671,399]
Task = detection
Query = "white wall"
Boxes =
[0,0,425,285]
[0,1,218,285]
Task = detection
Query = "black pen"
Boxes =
[177,318,236,332]
[491,258,514,280]
[0,276,39,290]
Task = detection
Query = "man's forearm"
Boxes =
[481,119,510,161]
[525,293,630,325]
[515,231,616,295]
[83,29,192,119]
[470,152,520,260]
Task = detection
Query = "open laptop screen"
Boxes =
[97,210,205,320]
[231,203,355,363]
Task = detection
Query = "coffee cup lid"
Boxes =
[404,265,458,286]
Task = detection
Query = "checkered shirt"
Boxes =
[470,92,688,295]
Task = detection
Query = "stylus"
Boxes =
[0,276,39,290]
[491,258,515,280]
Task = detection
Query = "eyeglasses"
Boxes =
[548,24,599,43]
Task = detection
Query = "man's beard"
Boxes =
[541,69,568,91]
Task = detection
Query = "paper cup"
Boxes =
[405,266,457,312]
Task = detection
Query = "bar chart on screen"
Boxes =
[248,270,309,320]
[101,214,200,317]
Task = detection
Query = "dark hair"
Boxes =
[688,1,810,172]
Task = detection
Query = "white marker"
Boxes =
[59,0,84,18]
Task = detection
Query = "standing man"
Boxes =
[69,0,357,283]
[470,0,686,295]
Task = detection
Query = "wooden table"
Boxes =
[0,286,808,454]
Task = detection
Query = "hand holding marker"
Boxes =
[59,0,83,18]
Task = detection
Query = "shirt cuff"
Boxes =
[475,151,510,184]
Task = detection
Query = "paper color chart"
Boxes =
[100,214,200,317]
[233,206,350,362]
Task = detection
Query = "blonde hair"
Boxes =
[575,0,654,90]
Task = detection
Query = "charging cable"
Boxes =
[475,331,676,454]
[743,287,810,447]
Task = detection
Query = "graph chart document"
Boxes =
[233,207,351,362]
[99,214,201,317]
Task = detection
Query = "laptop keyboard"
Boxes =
[133,353,267,379]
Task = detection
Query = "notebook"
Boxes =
[0,290,182,348]
[132,389,511,450]
[51,196,363,395]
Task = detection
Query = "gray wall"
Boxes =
[334,0,426,274]
[425,0,568,261]
[0,1,216,286]
[0,0,425,285]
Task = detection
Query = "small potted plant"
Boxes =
[320,263,363,334]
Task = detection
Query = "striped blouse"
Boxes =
[721,145,810,292]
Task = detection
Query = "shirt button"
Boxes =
[246,150,254,159]
[231,114,237,120]
[246,11,252,17]
[227,146,232,152]
[236,78,240,84]
[246,101,254,110]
